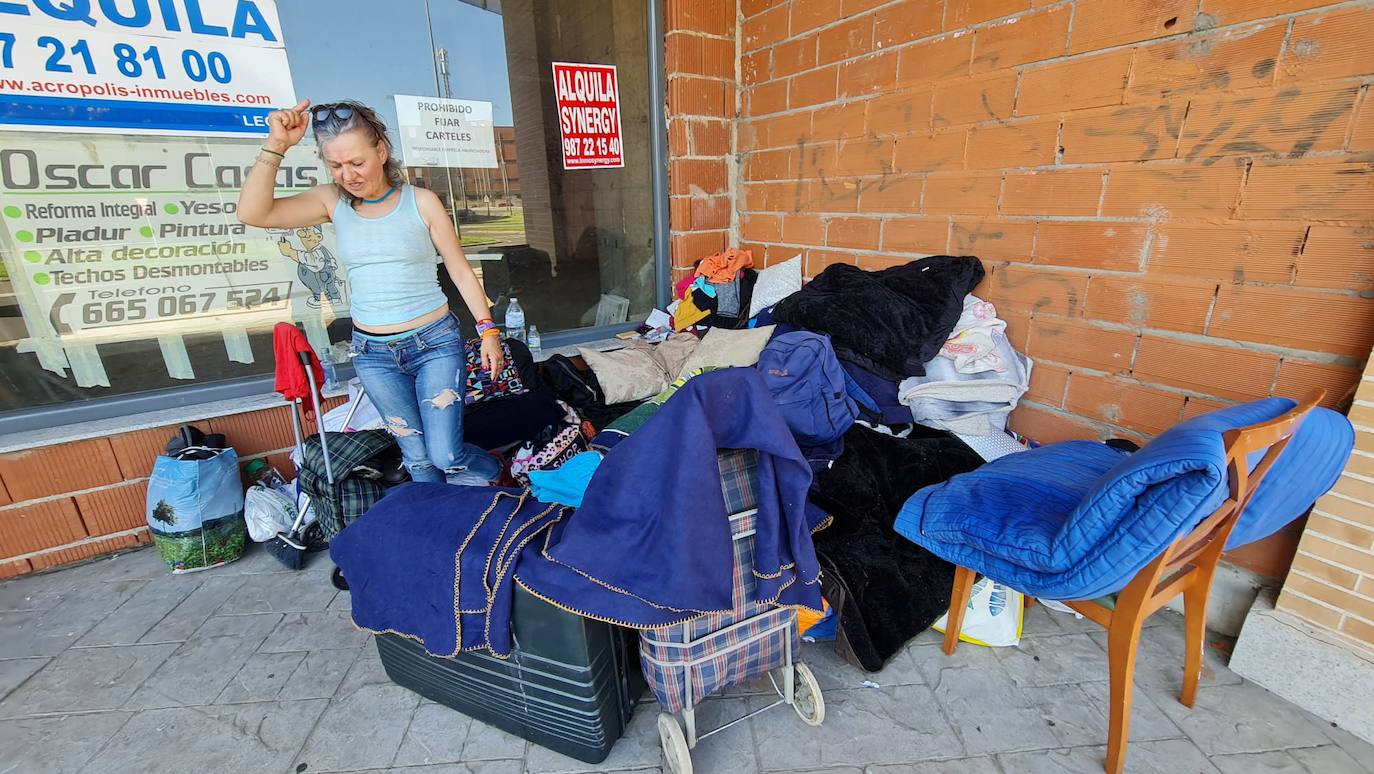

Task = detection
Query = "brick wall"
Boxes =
[1277,353,1374,650]
[724,0,1373,448]
[0,399,342,579]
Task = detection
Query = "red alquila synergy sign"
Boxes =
[552,61,624,170]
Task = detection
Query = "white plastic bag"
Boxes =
[243,484,298,542]
[931,577,1024,647]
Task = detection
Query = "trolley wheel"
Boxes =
[658,713,694,774]
[792,663,825,726]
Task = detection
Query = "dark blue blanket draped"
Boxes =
[330,484,567,657]
[332,368,824,657]
[517,368,825,625]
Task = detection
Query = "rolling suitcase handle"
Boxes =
[298,350,335,484]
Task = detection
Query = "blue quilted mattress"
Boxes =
[895,398,1354,600]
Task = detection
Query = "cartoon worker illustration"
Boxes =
[277,226,342,307]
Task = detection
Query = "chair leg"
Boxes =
[943,566,976,656]
[1181,574,1212,708]
[1104,611,1146,774]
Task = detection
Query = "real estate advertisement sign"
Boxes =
[552,61,623,170]
[0,0,296,136]
[0,134,346,385]
[394,94,498,169]
[0,1,340,387]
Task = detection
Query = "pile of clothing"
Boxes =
[670,248,759,331]
[770,256,1032,447]
[328,251,1044,674]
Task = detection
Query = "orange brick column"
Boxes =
[1231,350,1374,742]
[1277,359,1374,647]
[0,399,342,579]
[665,0,738,284]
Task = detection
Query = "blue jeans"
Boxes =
[351,314,501,484]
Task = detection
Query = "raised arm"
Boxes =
[237,99,334,228]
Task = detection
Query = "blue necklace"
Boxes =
[361,185,397,204]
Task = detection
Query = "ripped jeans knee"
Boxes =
[402,455,492,486]
[384,415,421,437]
[349,316,496,485]
[424,387,462,411]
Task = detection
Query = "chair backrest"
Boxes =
[1163,390,1324,573]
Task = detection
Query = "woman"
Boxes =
[239,98,504,485]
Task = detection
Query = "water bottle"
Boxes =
[504,297,526,343]
[527,324,542,357]
[319,348,340,392]
[245,459,289,493]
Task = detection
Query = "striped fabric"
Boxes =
[717,448,758,514]
[640,449,801,713]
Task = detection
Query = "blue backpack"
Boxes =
[757,332,858,446]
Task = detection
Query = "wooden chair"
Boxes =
[941,391,1323,774]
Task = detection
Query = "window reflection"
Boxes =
[0,0,656,420]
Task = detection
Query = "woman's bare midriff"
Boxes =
[353,304,450,335]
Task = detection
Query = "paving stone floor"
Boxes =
[2,543,1372,774]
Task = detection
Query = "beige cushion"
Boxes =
[578,334,703,403]
[655,333,701,381]
[579,342,669,404]
[679,326,776,374]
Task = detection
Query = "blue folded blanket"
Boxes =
[895,398,1353,600]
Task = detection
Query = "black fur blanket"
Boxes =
[772,256,984,381]
[810,424,985,671]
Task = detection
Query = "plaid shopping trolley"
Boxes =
[639,449,825,774]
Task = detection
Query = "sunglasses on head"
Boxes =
[311,105,355,124]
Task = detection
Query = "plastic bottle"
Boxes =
[245,459,288,491]
[319,348,340,392]
[527,324,542,357]
[504,297,526,343]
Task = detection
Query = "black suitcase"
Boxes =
[375,583,645,764]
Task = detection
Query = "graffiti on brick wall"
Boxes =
[1180,87,1356,162]
[1074,87,1357,165]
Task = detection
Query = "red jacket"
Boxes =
[273,322,324,411]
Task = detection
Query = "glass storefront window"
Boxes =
[0,0,660,428]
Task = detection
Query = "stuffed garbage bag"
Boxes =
[146,448,247,573]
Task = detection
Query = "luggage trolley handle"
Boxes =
[298,351,335,484]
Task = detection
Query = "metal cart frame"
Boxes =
[639,508,825,774]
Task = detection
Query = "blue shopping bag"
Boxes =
[145,448,246,573]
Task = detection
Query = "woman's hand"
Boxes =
[480,336,505,375]
[266,99,311,153]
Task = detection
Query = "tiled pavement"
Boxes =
[2,544,1372,774]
